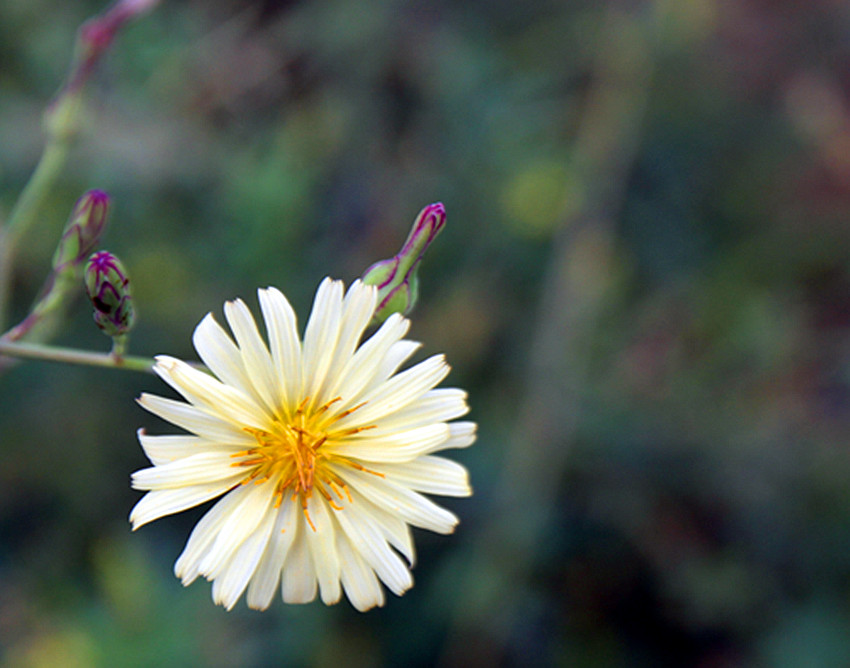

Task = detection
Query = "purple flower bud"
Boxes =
[84,250,135,337]
[362,203,446,322]
[52,190,110,271]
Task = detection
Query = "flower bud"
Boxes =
[52,190,110,271]
[362,203,446,322]
[84,250,135,337]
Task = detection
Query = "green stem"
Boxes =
[5,139,72,247]
[0,340,154,373]
[0,105,78,333]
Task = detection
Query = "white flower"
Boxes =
[130,278,475,612]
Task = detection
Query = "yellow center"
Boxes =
[232,397,378,530]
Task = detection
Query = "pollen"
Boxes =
[232,396,374,529]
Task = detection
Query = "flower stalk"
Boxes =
[0,339,154,373]
[0,0,160,333]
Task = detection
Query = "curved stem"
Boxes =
[4,140,71,248]
[0,124,75,334]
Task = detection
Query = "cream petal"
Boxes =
[328,423,450,463]
[326,313,409,402]
[258,287,302,411]
[376,456,472,497]
[313,280,376,403]
[339,466,459,534]
[336,530,384,611]
[211,500,278,610]
[223,298,280,417]
[301,278,344,402]
[246,498,299,610]
[199,483,276,579]
[335,355,450,429]
[153,356,268,430]
[369,340,423,392]
[304,496,342,605]
[334,501,412,596]
[368,388,469,434]
[192,313,256,399]
[349,493,416,566]
[281,525,318,604]
[131,451,245,491]
[426,421,477,453]
[138,394,253,443]
[130,481,237,530]
[175,490,246,585]
[137,430,206,465]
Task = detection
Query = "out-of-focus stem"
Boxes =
[0,133,75,334]
[0,0,161,333]
[4,142,70,250]
[0,226,11,333]
[442,2,665,664]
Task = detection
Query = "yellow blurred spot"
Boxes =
[501,161,582,238]
[92,534,158,627]
[5,628,96,668]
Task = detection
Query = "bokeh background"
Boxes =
[2,0,850,665]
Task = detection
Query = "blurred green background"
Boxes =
[3,0,850,665]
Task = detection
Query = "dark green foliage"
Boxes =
[2,1,850,665]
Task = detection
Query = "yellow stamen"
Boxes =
[232,396,375,531]
[336,400,368,420]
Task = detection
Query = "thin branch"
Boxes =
[0,340,154,373]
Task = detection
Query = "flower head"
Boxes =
[85,250,135,337]
[131,278,475,611]
[52,190,110,272]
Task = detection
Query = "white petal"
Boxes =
[350,494,416,566]
[426,421,477,453]
[368,340,423,392]
[338,466,459,534]
[199,483,276,579]
[328,423,450,463]
[368,388,469,434]
[224,298,280,416]
[137,430,205,465]
[281,524,317,604]
[130,481,237,530]
[175,490,246,584]
[246,499,300,610]
[301,278,344,402]
[334,500,412,596]
[258,287,302,411]
[335,355,450,428]
[131,452,245,490]
[376,456,471,497]
[153,356,268,430]
[337,530,384,611]
[211,500,278,610]
[138,394,253,444]
[327,313,409,401]
[192,313,256,399]
[313,280,376,403]
[304,496,342,605]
